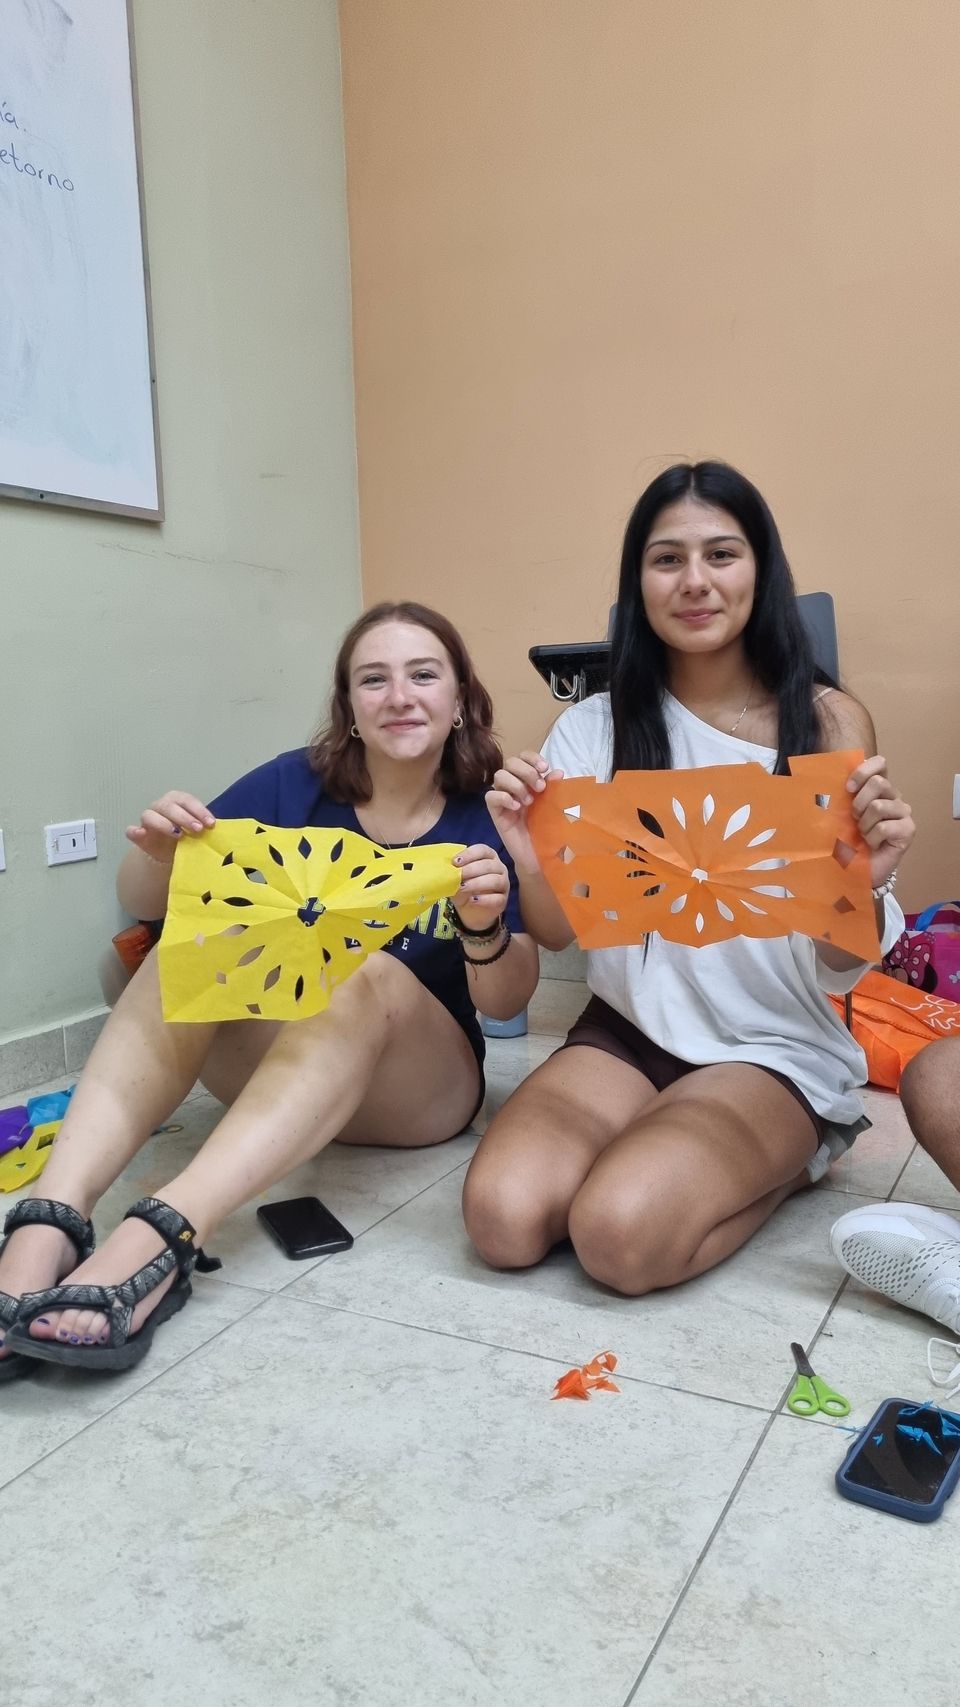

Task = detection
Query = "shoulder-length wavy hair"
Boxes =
[309,601,502,802]
[610,461,836,777]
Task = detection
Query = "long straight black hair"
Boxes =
[609,461,836,777]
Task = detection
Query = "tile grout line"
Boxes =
[813,1129,917,1204]
[625,1235,904,1702]
[806,1275,853,1355]
[619,1214,880,1703]
[270,1153,474,1299]
[273,1290,775,1417]
[803,1133,922,1393]
[619,1398,785,1706]
[886,1139,919,1202]
[806,1131,923,1363]
[0,1286,276,1498]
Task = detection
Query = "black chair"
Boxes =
[793,592,840,683]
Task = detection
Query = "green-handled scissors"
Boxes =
[787,1342,850,1419]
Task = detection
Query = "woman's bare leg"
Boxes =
[567,1065,818,1293]
[463,1045,657,1265]
[465,1052,818,1294]
[2,950,479,1351]
[0,952,218,1358]
[899,1038,960,1192]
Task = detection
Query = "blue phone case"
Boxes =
[836,1397,960,1522]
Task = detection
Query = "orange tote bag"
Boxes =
[830,971,960,1090]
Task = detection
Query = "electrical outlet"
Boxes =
[44,819,98,866]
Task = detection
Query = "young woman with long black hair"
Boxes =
[464,462,914,1294]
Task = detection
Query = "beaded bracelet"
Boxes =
[443,897,504,942]
[463,928,512,967]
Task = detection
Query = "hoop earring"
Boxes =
[452,714,464,731]
[350,724,360,739]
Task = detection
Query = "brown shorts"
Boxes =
[562,995,825,1143]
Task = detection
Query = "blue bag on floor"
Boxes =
[25,1085,76,1127]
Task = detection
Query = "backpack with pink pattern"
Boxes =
[883,902,960,994]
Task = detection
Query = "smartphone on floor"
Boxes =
[835,1398,960,1522]
[256,1196,354,1260]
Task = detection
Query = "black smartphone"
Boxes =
[256,1196,354,1260]
[836,1398,960,1522]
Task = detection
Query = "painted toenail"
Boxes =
[83,1336,94,1344]
[36,1317,49,1325]
[69,1334,81,1344]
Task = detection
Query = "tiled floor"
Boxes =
[2,985,960,1706]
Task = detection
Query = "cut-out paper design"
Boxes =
[551,1351,620,1401]
[158,820,465,1023]
[0,1124,59,1193]
[0,1088,74,1192]
[529,752,879,959]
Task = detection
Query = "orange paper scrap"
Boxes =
[551,1350,620,1401]
[528,752,879,960]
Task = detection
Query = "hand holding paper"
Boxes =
[527,752,880,959]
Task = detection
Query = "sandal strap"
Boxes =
[1,1198,95,1263]
[123,1197,222,1276]
[0,1290,21,1331]
[17,1249,182,1344]
[11,1198,221,1353]
[20,1279,138,1318]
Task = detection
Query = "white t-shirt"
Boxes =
[540,692,905,1125]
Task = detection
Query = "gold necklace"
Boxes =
[361,786,440,848]
[729,677,755,736]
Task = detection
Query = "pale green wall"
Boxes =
[0,0,360,1039]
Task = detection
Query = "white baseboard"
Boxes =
[0,1009,108,1100]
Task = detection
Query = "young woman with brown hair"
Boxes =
[0,603,537,1377]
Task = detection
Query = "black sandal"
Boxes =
[0,1199,96,1383]
[7,1197,221,1374]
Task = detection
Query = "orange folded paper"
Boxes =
[528,752,879,959]
[552,1351,620,1401]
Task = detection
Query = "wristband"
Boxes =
[443,898,504,941]
[463,928,512,966]
[871,869,898,900]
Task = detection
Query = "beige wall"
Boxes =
[341,0,960,908]
[0,0,360,1040]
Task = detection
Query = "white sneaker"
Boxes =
[829,1202,960,1334]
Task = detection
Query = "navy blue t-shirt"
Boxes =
[206,748,524,1067]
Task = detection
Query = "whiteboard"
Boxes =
[0,0,162,518]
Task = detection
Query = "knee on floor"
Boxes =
[568,1190,682,1296]
[462,1167,554,1270]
